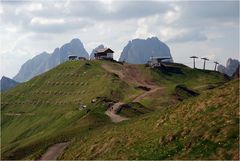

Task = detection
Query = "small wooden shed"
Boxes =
[68,55,78,60]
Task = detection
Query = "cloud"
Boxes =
[27,17,93,33]
[181,1,239,20]
[30,17,65,25]
[175,1,239,28]
[167,29,207,43]
[67,1,172,20]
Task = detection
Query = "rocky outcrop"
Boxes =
[13,38,89,82]
[217,58,239,77]
[119,37,172,64]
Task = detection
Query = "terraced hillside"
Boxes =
[1,60,235,160]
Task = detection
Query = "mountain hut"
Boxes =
[94,48,114,60]
[68,55,78,60]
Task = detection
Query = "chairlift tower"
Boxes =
[201,57,209,70]
[214,61,219,71]
[190,56,198,68]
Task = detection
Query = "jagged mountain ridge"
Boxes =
[13,37,173,82]
[119,37,172,64]
[218,58,239,76]
[13,38,89,82]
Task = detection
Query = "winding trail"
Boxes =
[39,142,69,160]
[105,102,129,123]
[133,86,164,102]
[102,63,165,122]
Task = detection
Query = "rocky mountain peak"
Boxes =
[13,38,89,82]
[119,37,172,64]
[217,58,239,77]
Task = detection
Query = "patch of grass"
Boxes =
[188,140,219,158]
[174,84,199,101]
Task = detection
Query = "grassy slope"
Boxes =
[1,60,136,159]
[60,79,239,160]
[1,60,232,160]
[133,63,229,108]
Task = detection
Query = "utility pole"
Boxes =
[201,57,209,70]
[214,61,219,71]
[190,56,198,68]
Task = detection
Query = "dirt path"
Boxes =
[133,86,164,102]
[105,102,129,123]
[102,63,155,86]
[39,142,69,160]
[103,63,164,121]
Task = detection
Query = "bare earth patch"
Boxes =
[103,63,165,121]
[132,86,164,102]
[39,142,69,160]
[105,102,129,123]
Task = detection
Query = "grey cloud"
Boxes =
[67,1,172,20]
[1,1,93,34]
[1,1,173,34]
[26,19,93,33]
[167,30,207,43]
[181,1,239,20]
[2,1,173,22]
[1,1,238,43]
[1,4,31,25]
[164,1,239,43]
[175,0,239,28]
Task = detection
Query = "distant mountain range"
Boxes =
[13,37,172,82]
[13,39,89,82]
[119,37,172,64]
[1,76,19,91]
[218,58,239,77]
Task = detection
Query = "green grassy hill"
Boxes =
[60,79,239,160]
[1,60,237,160]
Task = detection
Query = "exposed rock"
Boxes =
[13,38,89,82]
[119,37,172,64]
[233,66,239,78]
[217,58,239,77]
[91,99,97,103]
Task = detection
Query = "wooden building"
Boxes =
[94,48,114,60]
[68,55,78,60]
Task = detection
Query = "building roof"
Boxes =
[150,57,172,61]
[190,56,198,58]
[68,55,78,58]
[95,48,114,53]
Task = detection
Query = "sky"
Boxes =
[0,0,239,78]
